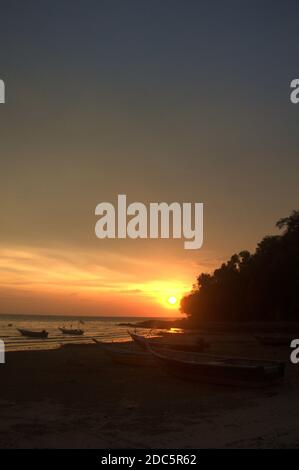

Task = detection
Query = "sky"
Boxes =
[0,1,299,316]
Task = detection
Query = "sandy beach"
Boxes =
[0,335,298,449]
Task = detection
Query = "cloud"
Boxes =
[0,243,211,316]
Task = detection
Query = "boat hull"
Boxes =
[149,349,285,387]
[255,335,292,346]
[129,331,208,353]
[18,329,48,339]
[59,328,84,336]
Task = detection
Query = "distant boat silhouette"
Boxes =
[59,327,84,336]
[18,328,48,339]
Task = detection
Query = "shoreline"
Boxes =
[123,319,299,335]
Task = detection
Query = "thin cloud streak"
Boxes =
[0,244,219,316]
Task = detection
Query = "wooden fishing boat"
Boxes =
[128,331,151,349]
[93,339,154,366]
[18,328,48,339]
[255,335,292,346]
[59,327,84,336]
[147,347,285,387]
[128,331,208,352]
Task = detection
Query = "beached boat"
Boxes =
[255,335,292,346]
[18,328,48,339]
[128,331,152,349]
[59,327,84,336]
[93,339,154,366]
[147,347,285,387]
[128,331,208,352]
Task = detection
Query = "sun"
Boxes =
[168,295,177,305]
[137,279,186,310]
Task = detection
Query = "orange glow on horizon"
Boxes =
[0,245,195,316]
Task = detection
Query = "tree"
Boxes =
[180,211,299,323]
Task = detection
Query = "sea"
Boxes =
[0,314,177,352]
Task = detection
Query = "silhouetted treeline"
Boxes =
[180,211,299,323]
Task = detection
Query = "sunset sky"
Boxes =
[0,2,299,316]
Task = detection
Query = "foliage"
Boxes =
[180,211,299,322]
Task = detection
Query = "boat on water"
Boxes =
[255,335,292,346]
[59,327,84,336]
[147,346,285,387]
[93,339,154,366]
[18,328,49,339]
[128,331,208,352]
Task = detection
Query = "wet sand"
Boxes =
[0,336,298,448]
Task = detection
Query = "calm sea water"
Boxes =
[0,314,176,352]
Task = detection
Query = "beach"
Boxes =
[0,336,298,449]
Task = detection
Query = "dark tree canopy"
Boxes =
[180,210,299,323]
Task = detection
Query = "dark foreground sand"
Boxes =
[0,337,298,448]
